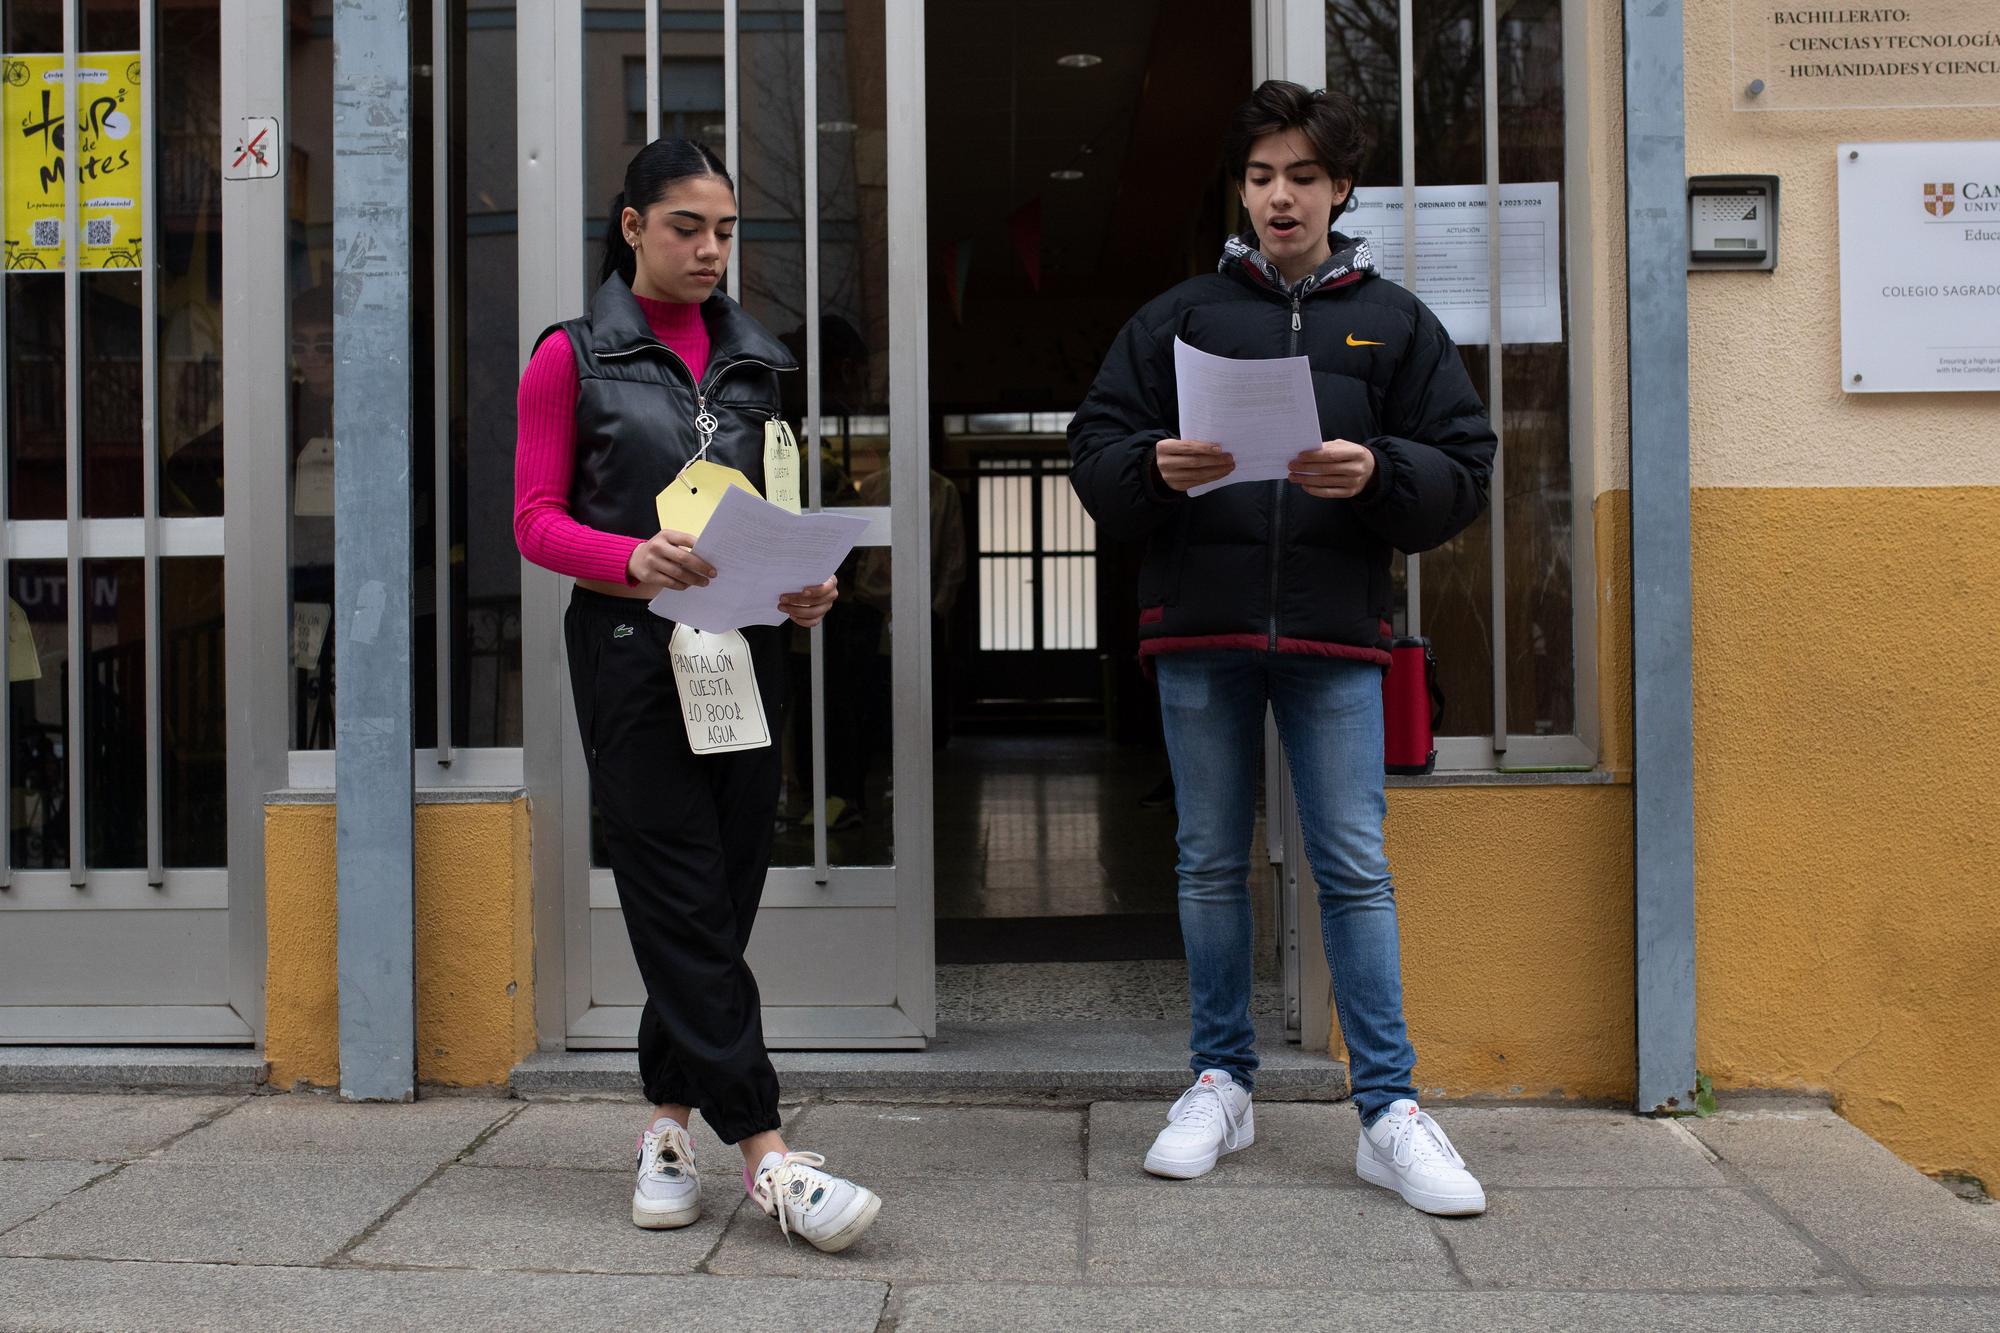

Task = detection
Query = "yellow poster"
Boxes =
[3,52,143,272]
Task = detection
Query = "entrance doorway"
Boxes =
[924,1,1278,1022]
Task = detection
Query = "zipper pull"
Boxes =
[693,393,718,457]
[1291,301,1302,332]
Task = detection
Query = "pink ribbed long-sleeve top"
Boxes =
[514,293,712,584]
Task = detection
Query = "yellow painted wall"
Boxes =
[1388,784,1635,1101]
[264,804,339,1089]
[1691,487,2000,1188]
[264,799,536,1091]
[1678,0,2000,1190]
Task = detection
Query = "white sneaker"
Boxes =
[1356,1100,1486,1216]
[750,1150,882,1253]
[1144,1069,1255,1179]
[631,1118,702,1229]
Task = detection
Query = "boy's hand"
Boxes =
[1288,440,1376,499]
[1155,438,1236,492]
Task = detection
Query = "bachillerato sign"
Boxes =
[1733,2,2000,109]
[1838,141,2000,393]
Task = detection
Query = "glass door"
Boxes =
[521,0,933,1050]
[0,0,244,1042]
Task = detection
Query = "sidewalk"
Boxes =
[2,1091,1996,1331]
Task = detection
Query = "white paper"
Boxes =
[648,484,870,633]
[1172,337,1323,497]
[1343,182,1563,345]
[1838,140,2000,394]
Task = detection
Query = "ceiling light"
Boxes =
[819,119,858,133]
[700,122,728,137]
[1050,168,1084,181]
[1056,53,1102,69]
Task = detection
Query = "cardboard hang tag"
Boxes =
[669,623,771,754]
[763,419,802,514]
[656,460,761,538]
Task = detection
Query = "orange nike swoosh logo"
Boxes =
[1346,334,1384,347]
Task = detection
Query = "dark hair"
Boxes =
[600,138,733,286]
[1222,80,1369,187]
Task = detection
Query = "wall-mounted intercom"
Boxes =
[1688,175,1780,272]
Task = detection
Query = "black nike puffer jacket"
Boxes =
[1067,233,1495,666]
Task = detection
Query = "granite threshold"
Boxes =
[512,1019,1348,1103]
[0,1046,269,1093]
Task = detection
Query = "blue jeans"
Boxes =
[1155,649,1419,1126]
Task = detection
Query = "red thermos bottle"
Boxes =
[1383,636,1440,776]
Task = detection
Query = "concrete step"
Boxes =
[512,1019,1348,1102]
[0,1047,269,1093]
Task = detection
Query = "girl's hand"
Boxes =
[628,530,717,590]
[1287,439,1376,499]
[779,576,839,629]
[1155,438,1235,492]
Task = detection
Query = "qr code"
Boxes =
[32,219,60,248]
[85,218,115,248]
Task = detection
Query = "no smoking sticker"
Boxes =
[225,117,281,180]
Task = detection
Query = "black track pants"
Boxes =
[564,588,783,1143]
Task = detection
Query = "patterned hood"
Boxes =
[1219,229,1377,299]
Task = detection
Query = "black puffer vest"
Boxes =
[538,274,798,540]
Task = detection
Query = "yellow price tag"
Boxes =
[656,460,760,537]
[763,419,802,514]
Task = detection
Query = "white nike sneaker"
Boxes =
[631,1118,702,1229]
[1356,1099,1487,1216]
[1144,1069,1255,1179]
[749,1150,883,1253]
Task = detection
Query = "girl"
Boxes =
[515,138,881,1252]
[1067,82,1496,1216]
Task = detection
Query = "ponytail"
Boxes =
[600,191,634,286]
[598,139,733,288]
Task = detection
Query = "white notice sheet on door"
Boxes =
[1343,182,1563,346]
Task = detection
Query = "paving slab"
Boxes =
[1447,1187,1840,1290]
[1087,1101,1371,1188]
[0,1094,239,1161]
[768,1103,1085,1181]
[1429,1107,1729,1188]
[889,1286,2000,1332]
[0,1162,106,1234]
[0,1160,432,1266]
[1084,1185,1458,1288]
[0,1259,889,1333]
[349,1164,746,1274]
[162,1094,512,1165]
[1689,1109,2000,1287]
[465,1100,803,1172]
[705,1179,1084,1283]
[0,1049,266,1094]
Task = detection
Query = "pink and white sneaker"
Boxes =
[749,1150,882,1253]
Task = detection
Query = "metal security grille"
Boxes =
[1322,0,1592,771]
[975,458,1096,655]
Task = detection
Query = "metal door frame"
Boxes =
[1256,0,1333,1052]
[522,0,934,1052]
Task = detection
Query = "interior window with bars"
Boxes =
[975,457,1097,654]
